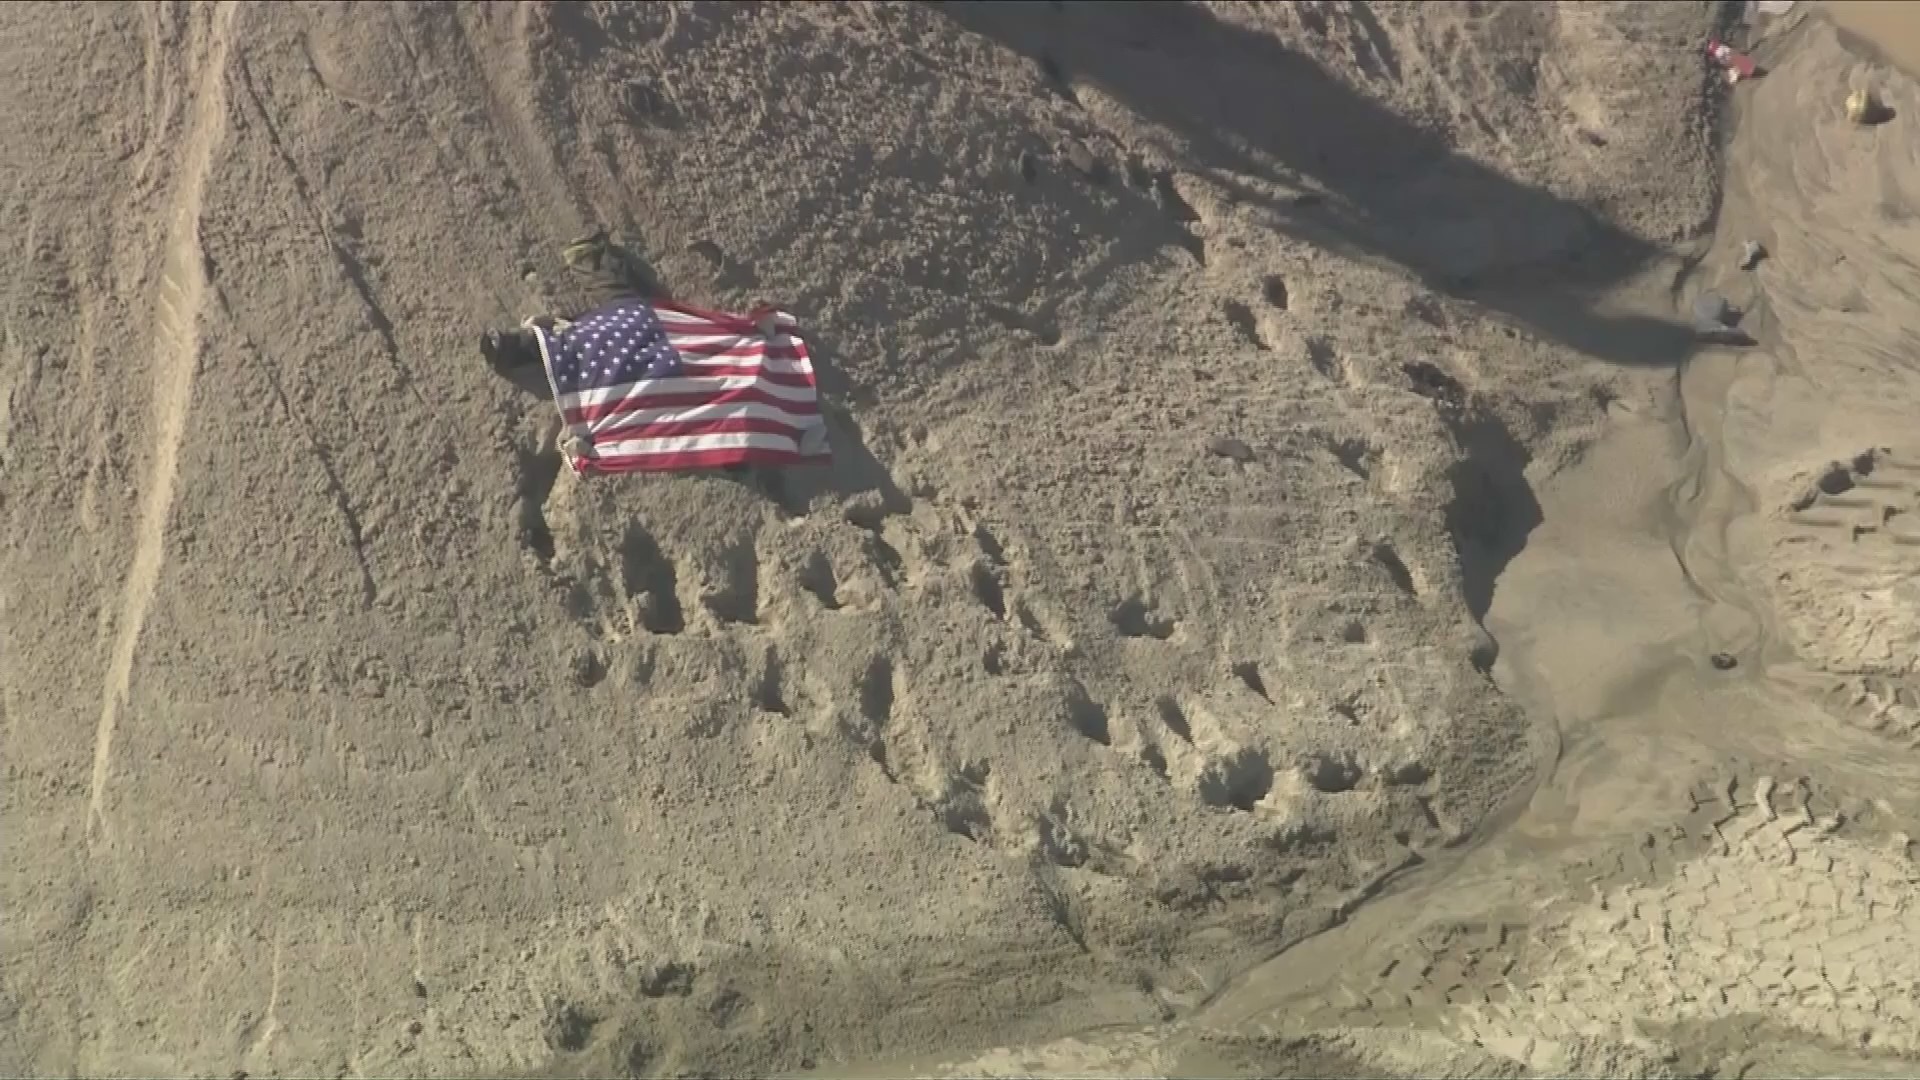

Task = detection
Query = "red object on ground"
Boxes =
[1706,38,1760,79]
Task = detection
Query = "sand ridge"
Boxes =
[89,0,241,853]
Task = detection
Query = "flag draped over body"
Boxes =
[533,298,831,475]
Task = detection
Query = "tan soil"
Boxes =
[4,3,1916,1078]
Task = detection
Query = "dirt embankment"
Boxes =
[0,3,1792,1078]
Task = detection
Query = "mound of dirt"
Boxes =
[1,2,1724,1076]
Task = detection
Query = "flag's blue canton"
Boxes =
[549,301,683,392]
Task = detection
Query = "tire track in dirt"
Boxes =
[450,2,594,235]
[0,324,23,466]
[86,0,238,851]
[1293,772,1920,1074]
[1764,448,1920,746]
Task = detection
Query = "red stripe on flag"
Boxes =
[670,338,809,361]
[595,415,815,442]
[652,299,767,335]
[663,364,816,385]
[565,385,820,425]
[575,447,834,474]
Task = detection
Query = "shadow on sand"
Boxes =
[934,0,1700,370]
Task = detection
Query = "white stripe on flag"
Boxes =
[672,351,815,376]
[592,399,821,435]
[590,430,814,459]
[666,331,806,348]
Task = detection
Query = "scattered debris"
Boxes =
[1405,294,1446,327]
[1751,0,1795,17]
[1401,359,1466,406]
[620,78,675,125]
[1691,291,1754,345]
[1711,652,1739,671]
[1208,435,1255,463]
[1738,240,1766,270]
[1706,38,1762,84]
[1064,140,1109,184]
[1846,88,1892,126]
[1846,90,1873,124]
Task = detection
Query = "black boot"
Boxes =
[480,328,542,375]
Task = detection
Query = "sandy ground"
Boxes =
[1,2,1915,1078]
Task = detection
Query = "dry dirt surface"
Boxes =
[4,2,1915,1079]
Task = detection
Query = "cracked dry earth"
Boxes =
[3,3,1918,1079]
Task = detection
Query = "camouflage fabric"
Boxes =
[483,228,662,374]
[557,228,656,315]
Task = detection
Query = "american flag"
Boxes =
[534,298,831,475]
